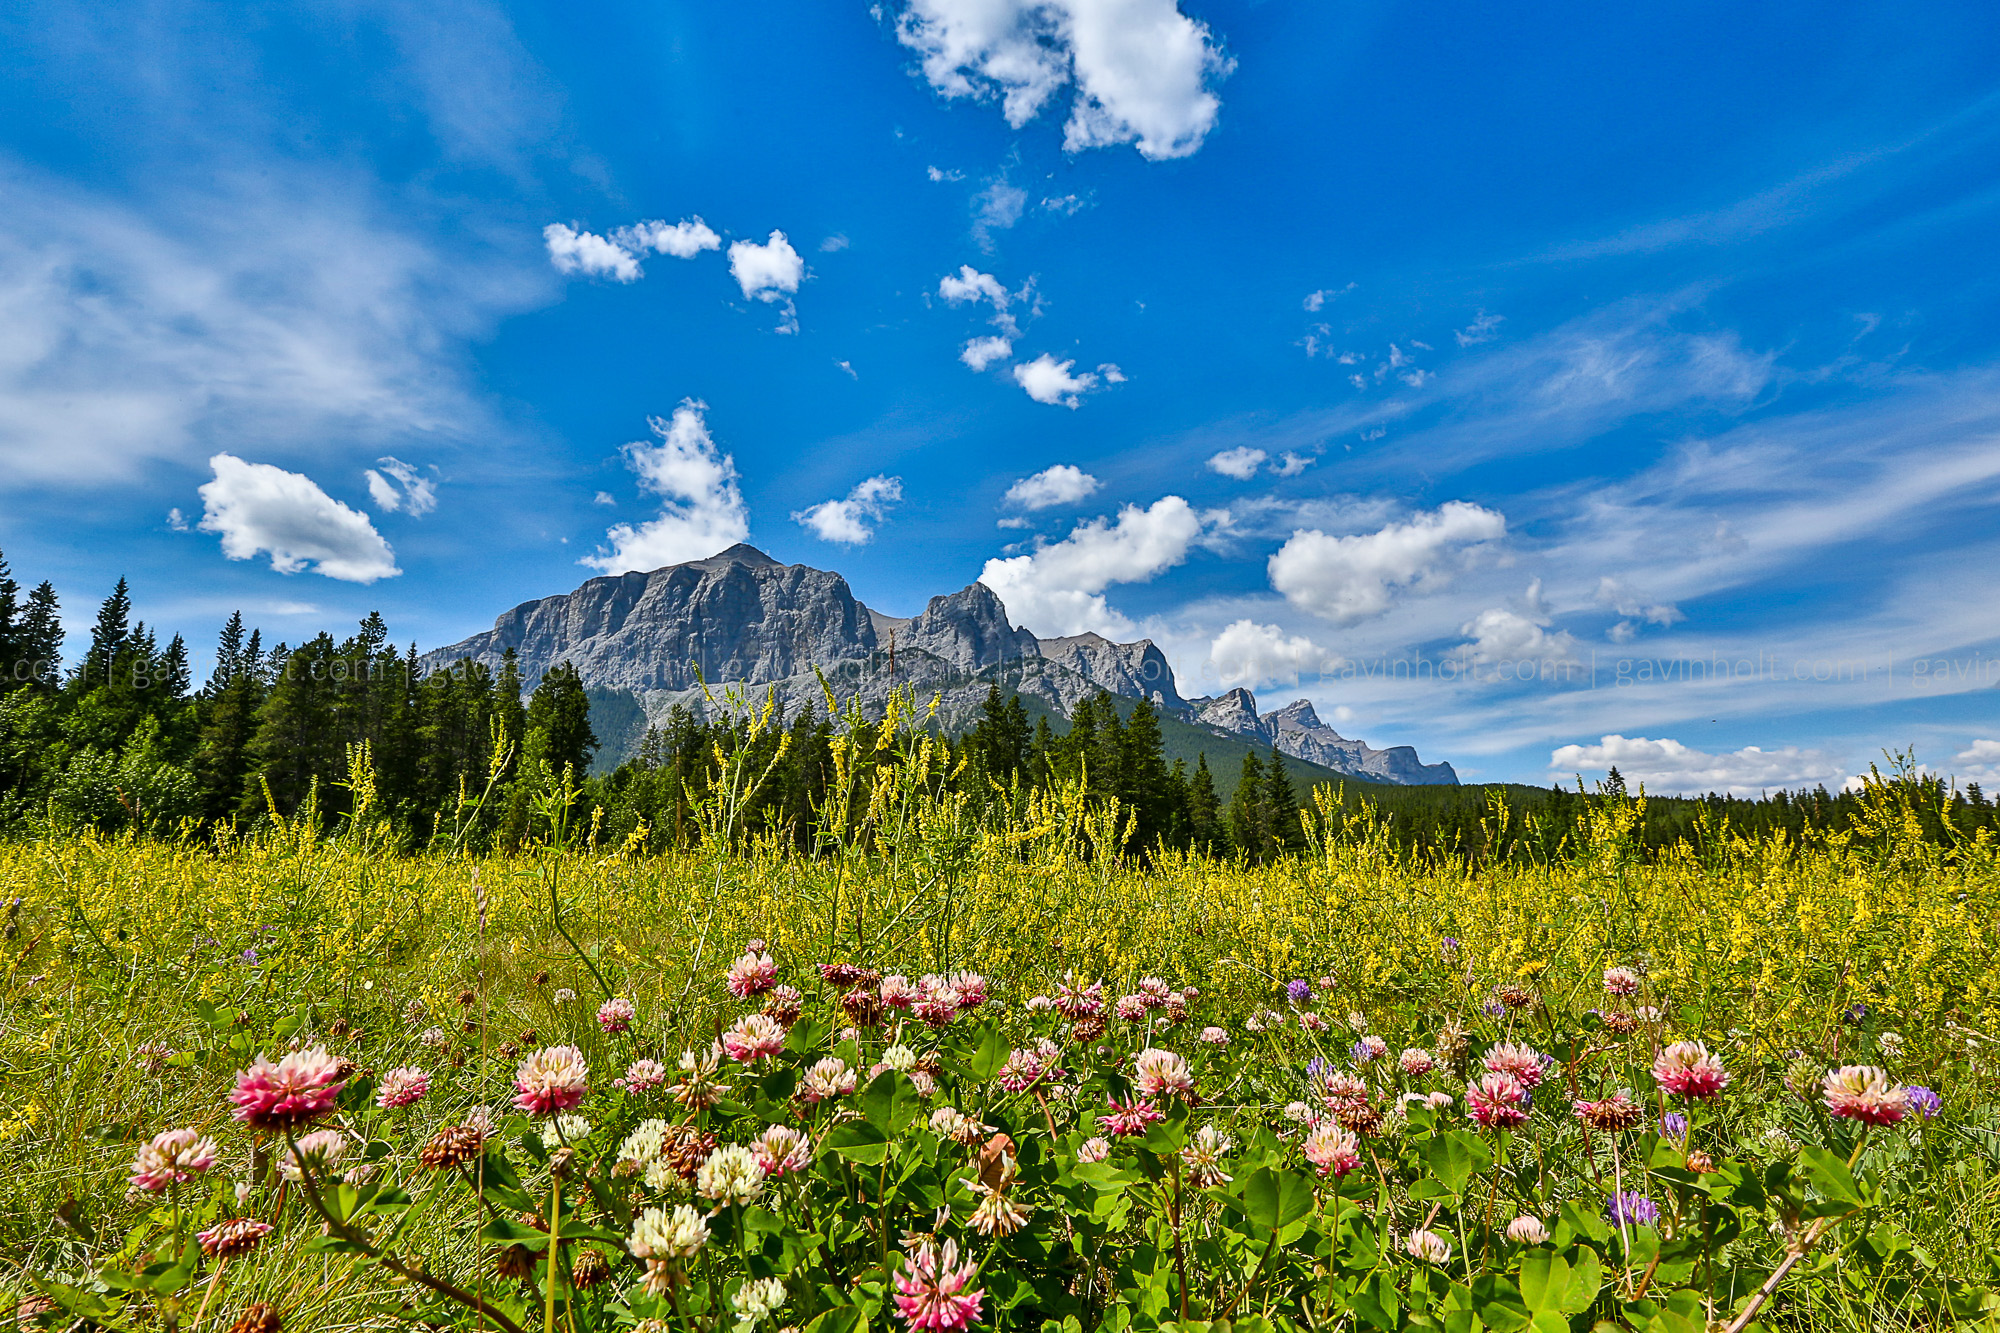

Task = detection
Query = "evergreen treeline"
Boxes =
[3,555,1996,859]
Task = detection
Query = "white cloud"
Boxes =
[1550,734,1845,796]
[961,336,1014,371]
[1013,353,1101,407]
[0,166,538,489]
[819,234,851,252]
[1274,451,1314,477]
[1455,310,1504,347]
[793,474,904,545]
[198,453,400,583]
[836,359,858,379]
[1208,619,1340,690]
[593,491,616,506]
[362,456,437,516]
[939,264,1010,308]
[614,217,722,259]
[1269,501,1507,623]
[1455,582,1579,665]
[543,223,640,282]
[1003,463,1100,510]
[1041,193,1088,215]
[1955,740,2000,784]
[1595,576,1684,641]
[893,0,1233,160]
[980,495,1211,636]
[927,166,966,182]
[583,401,750,573]
[973,180,1028,247]
[728,231,804,331]
[1207,447,1266,480]
[1099,363,1126,383]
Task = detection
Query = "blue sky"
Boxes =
[3,0,1999,792]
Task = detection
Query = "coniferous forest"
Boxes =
[2,552,1994,859]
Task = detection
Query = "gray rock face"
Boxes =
[418,543,877,692]
[1037,633,1186,709]
[420,543,1456,783]
[900,583,1041,672]
[1190,692,1458,786]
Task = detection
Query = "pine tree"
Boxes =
[496,649,528,762]
[210,612,246,692]
[1229,751,1267,861]
[0,550,19,691]
[21,583,62,690]
[1187,753,1224,854]
[1119,696,1172,847]
[78,578,132,690]
[525,662,597,779]
[1264,754,1305,853]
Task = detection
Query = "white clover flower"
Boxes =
[630,1204,709,1259]
[732,1276,787,1325]
[541,1114,591,1148]
[695,1144,766,1205]
[881,1044,918,1073]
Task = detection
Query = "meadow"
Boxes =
[2,753,1998,1333]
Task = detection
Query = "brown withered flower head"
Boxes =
[418,1124,487,1170]
[226,1304,282,1333]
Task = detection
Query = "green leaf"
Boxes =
[803,1305,865,1333]
[1562,1245,1603,1313]
[1422,1130,1491,1197]
[825,1120,891,1166]
[1516,1251,1570,1313]
[1239,1167,1315,1232]
[1353,1271,1401,1329]
[1797,1146,1863,1209]
[955,1022,1005,1081]
[859,1070,923,1135]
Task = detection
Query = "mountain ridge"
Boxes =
[419,544,1457,785]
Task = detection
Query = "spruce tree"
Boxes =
[525,662,597,779]
[1229,750,1267,861]
[1264,754,1305,853]
[21,583,62,690]
[1187,753,1224,854]
[79,578,132,690]
[1119,696,1171,846]
[0,551,19,691]
[210,612,246,692]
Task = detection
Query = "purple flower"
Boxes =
[1605,1191,1659,1227]
[1659,1112,1688,1141]
[1305,1056,1328,1081]
[1482,1000,1505,1018]
[1440,937,1460,956]
[240,948,259,965]
[1286,979,1313,1005]
[1844,1002,1869,1024]
[1904,1086,1941,1119]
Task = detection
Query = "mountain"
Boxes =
[1188,690,1458,785]
[419,544,1456,784]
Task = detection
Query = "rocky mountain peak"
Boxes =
[899,583,1041,673]
[1269,697,1337,737]
[1037,633,1185,709]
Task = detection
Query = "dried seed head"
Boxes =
[226,1304,282,1333]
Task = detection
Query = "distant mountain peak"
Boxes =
[681,543,783,572]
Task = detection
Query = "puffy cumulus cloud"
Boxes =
[1274,451,1314,477]
[938,264,1010,309]
[546,217,721,282]
[1269,501,1507,624]
[980,495,1212,636]
[1013,353,1112,408]
[1207,447,1266,480]
[616,217,722,259]
[363,457,437,516]
[543,223,640,281]
[1550,735,1844,797]
[892,0,1233,161]
[1208,619,1341,690]
[197,453,399,583]
[793,474,904,545]
[728,231,805,331]
[1955,739,2000,783]
[1003,463,1099,510]
[961,335,1014,371]
[583,401,750,574]
[1454,583,1579,666]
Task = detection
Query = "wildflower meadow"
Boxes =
[2,719,1999,1333]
